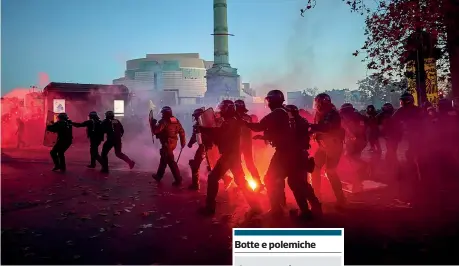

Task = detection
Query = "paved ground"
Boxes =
[2,147,459,265]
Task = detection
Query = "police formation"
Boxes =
[46,90,459,220]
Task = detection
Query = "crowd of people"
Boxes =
[44,90,459,220]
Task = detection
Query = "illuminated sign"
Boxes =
[424,58,439,105]
[114,100,124,116]
[53,99,66,113]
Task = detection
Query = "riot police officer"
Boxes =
[198,100,260,215]
[340,103,368,192]
[376,103,400,165]
[235,99,264,191]
[72,111,103,168]
[310,93,346,207]
[391,92,424,168]
[246,91,321,219]
[100,111,135,173]
[187,108,212,190]
[46,113,73,172]
[151,106,186,186]
[366,105,381,153]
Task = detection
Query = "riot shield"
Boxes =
[43,110,57,147]
[198,108,220,171]
[148,109,155,144]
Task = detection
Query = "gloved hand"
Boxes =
[187,142,193,148]
[253,135,264,140]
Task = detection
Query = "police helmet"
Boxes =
[399,92,415,107]
[382,102,394,112]
[218,100,236,117]
[265,90,285,107]
[285,104,299,116]
[57,113,69,120]
[339,103,354,114]
[234,99,248,113]
[89,111,99,119]
[366,105,376,112]
[192,108,204,118]
[314,93,332,112]
[437,98,453,113]
[160,106,173,117]
[105,111,115,119]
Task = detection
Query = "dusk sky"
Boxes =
[1,0,368,95]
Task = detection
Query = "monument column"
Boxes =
[213,0,230,66]
[205,0,241,102]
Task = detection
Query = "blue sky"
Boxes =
[1,0,368,95]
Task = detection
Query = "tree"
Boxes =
[301,0,459,98]
[357,74,404,107]
[302,87,319,97]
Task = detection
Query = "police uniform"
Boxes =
[46,113,73,172]
[310,93,346,205]
[235,100,263,190]
[199,100,260,215]
[376,103,400,164]
[340,103,368,192]
[151,106,186,186]
[72,111,104,168]
[366,105,381,153]
[247,92,321,219]
[391,93,424,165]
[100,111,135,173]
[187,108,213,190]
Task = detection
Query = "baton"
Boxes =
[176,148,183,163]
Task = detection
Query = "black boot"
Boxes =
[172,179,183,187]
[198,204,216,216]
[188,183,200,191]
[152,173,162,182]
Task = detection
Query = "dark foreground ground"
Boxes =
[2,147,459,265]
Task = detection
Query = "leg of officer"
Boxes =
[50,142,61,170]
[205,156,230,211]
[242,147,262,184]
[325,144,346,204]
[189,145,205,189]
[166,147,182,185]
[264,151,286,213]
[311,149,326,197]
[100,140,114,172]
[113,141,134,167]
[155,147,168,180]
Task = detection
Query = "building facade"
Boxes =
[113,53,213,105]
